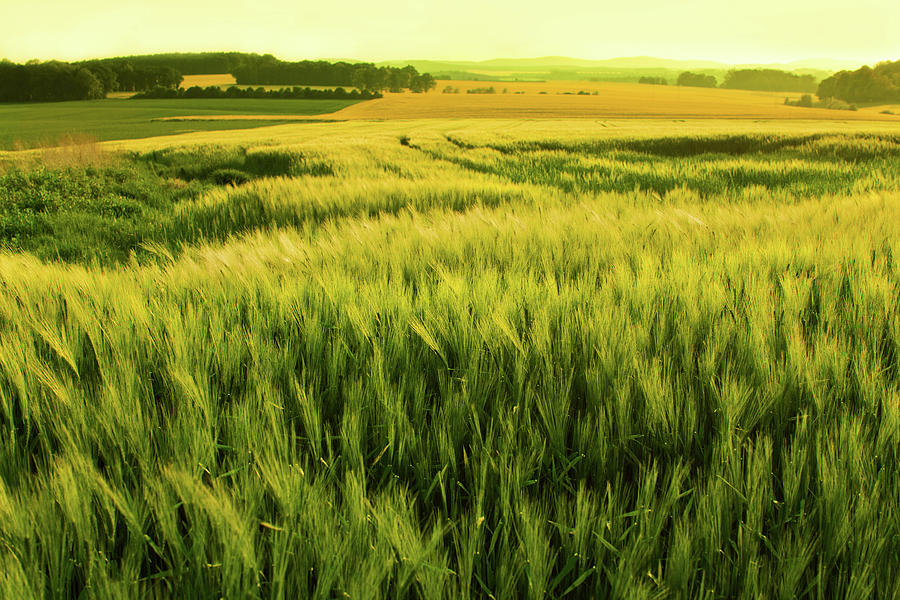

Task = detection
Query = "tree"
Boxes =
[410,73,436,93]
[677,72,717,88]
[83,62,119,94]
[721,69,816,92]
[351,64,389,93]
[0,60,28,101]
[0,60,106,102]
[817,60,900,103]
[70,67,104,100]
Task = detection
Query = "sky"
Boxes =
[1,0,897,65]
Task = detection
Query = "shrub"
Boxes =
[210,169,251,186]
[677,72,717,88]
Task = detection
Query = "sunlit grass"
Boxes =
[1,128,900,598]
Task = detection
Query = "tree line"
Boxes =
[79,60,183,93]
[86,52,436,93]
[675,69,817,92]
[0,60,105,102]
[82,52,256,75]
[721,69,816,92]
[231,57,436,93]
[0,59,182,102]
[0,53,437,103]
[133,85,382,100]
[676,72,717,88]
[817,60,900,103]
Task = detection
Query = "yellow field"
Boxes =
[179,73,238,88]
[333,80,899,120]
[859,103,899,116]
[153,80,900,122]
[101,117,900,156]
[178,73,359,92]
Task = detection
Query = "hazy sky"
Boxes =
[1,0,897,65]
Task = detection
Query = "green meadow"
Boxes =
[1,123,900,598]
[0,98,357,150]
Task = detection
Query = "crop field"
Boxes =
[177,74,357,94]
[157,79,900,123]
[326,80,900,121]
[1,119,900,598]
[3,81,896,152]
[181,74,239,88]
[0,99,358,150]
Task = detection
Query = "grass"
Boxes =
[0,98,360,150]
[0,144,335,262]
[423,132,900,196]
[1,125,900,598]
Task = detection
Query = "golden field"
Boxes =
[151,79,900,122]
[333,80,900,120]
[105,116,900,156]
[179,73,238,88]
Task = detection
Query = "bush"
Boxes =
[210,169,251,186]
[676,72,717,88]
[722,69,816,93]
[133,85,382,100]
[0,146,335,262]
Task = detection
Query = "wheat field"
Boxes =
[143,79,900,122]
[332,81,900,120]
[180,74,239,88]
[1,119,900,598]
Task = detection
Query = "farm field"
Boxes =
[1,118,900,598]
[0,98,358,150]
[178,74,358,93]
[327,80,900,120]
[153,79,900,123]
[3,81,897,152]
[181,73,239,88]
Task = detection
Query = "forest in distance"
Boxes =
[2,51,899,105]
[0,55,436,102]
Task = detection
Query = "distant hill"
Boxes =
[377,56,730,73]
[63,52,869,88]
[376,56,865,74]
[70,52,864,80]
[775,58,870,71]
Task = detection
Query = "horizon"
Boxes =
[0,50,881,72]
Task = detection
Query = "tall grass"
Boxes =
[1,132,899,598]
[426,133,900,197]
